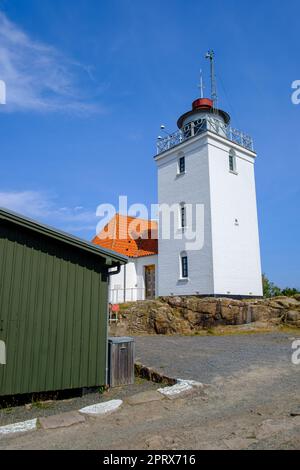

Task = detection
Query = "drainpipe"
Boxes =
[105,263,122,385]
[123,264,126,303]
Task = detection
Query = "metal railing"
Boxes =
[156,116,254,155]
[110,287,146,304]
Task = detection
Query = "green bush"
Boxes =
[262,274,299,298]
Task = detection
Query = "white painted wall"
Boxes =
[156,136,214,296]
[109,255,158,303]
[208,134,263,296]
[155,130,262,297]
[109,261,137,303]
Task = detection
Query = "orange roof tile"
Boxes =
[92,214,158,258]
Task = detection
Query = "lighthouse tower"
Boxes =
[155,53,263,298]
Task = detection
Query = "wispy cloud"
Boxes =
[0,190,98,236]
[0,11,103,114]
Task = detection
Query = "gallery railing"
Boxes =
[156,117,254,155]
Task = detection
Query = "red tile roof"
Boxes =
[92,214,158,258]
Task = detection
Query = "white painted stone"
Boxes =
[157,381,193,397]
[79,399,122,416]
[178,379,204,388]
[0,419,37,436]
[157,379,205,398]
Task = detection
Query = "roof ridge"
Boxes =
[115,212,158,225]
[0,207,127,264]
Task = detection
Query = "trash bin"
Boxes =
[108,337,135,387]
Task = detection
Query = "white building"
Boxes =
[93,214,158,302]
[156,95,262,298]
[93,80,263,301]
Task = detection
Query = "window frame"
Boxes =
[178,155,185,175]
[180,253,189,279]
[229,150,237,174]
[180,204,186,229]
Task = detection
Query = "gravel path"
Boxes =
[0,379,159,426]
[1,332,299,450]
[135,333,298,383]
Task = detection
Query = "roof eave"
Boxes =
[0,207,128,265]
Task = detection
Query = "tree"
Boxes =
[262,274,281,298]
[281,287,300,297]
[262,274,300,298]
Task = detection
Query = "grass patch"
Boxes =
[211,328,274,336]
[119,303,135,311]
[2,407,13,414]
[134,376,150,385]
[98,386,106,395]
[188,325,277,337]
[193,330,209,336]
[206,328,215,335]
[31,400,54,409]
[277,324,300,335]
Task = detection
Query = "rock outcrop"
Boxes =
[110,296,300,336]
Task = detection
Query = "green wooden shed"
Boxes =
[0,208,127,397]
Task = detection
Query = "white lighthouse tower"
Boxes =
[155,52,263,298]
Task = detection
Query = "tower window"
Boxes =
[229,150,237,173]
[180,204,186,228]
[178,156,185,174]
[180,253,189,279]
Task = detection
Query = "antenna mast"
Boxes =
[198,69,205,99]
[205,50,217,108]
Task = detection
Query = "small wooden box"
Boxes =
[108,337,135,387]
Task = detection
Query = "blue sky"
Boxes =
[0,0,299,288]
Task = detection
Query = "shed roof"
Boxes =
[0,207,128,266]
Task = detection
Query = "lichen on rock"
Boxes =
[110,296,300,336]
